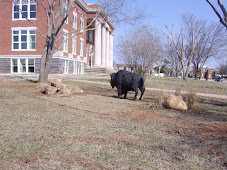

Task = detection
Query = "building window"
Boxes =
[64,60,69,74]
[80,38,84,56]
[74,61,78,74]
[73,11,77,29]
[72,34,77,54]
[63,30,68,52]
[28,58,35,72]
[13,0,37,20]
[19,59,26,73]
[80,63,84,74]
[80,17,84,32]
[12,29,36,50]
[11,58,35,73]
[78,62,81,74]
[63,1,68,24]
[88,31,93,43]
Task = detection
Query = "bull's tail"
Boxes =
[139,76,145,100]
[140,76,145,89]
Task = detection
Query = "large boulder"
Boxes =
[45,86,58,95]
[166,94,188,111]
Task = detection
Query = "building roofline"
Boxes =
[74,0,115,30]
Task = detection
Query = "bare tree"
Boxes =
[117,26,160,74]
[38,0,73,82]
[193,23,227,79]
[218,60,227,75]
[206,0,227,29]
[164,14,202,81]
[165,46,182,77]
[98,0,145,25]
[163,26,189,80]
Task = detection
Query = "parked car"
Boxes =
[215,77,223,82]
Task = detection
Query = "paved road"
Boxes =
[0,74,227,100]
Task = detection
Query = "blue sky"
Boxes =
[86,0,227,67]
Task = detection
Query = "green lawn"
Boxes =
[68,74,227,96]
[145,76,227,95]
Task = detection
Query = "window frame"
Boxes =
[11,27,36,51]
[80,62,84,74]
[12,0,37,20]
[80,17,84,33]
[11,58,35,74]
[73,61,78,74]
[63,60,69,74]
[72,34,77,55]
[73,11,77,29]
[62,29,68,52]
[79,38,84,57]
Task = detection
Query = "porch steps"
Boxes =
[85,67,116,74]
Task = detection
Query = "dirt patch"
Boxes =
[123,109,168,123]
[63,156,110,170]
[18,155,38,164]
[70,135,144,144]
[174,119,227,138]
[70,136,106,144]
[0,162,12,170]
[169,118,227,165]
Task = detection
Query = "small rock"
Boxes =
[51,78,62,90]
[45,86,58,95]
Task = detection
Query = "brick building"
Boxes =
[0,0,114,74]
[200,67,215,81]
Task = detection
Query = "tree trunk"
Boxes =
[38,36,55,82]
[194,64,200,80]
[38,51,51,82]
[158,66,161,79]
[182,66,187,81]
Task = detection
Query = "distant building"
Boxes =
[116,64,134,72]
[0,0,114,74]
[200,67,218,80]
[116,64,154,75]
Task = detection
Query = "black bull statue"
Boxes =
[110,70,145,100]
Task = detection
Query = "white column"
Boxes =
[101,25,106,67]
[94,20,102,66]
[105,29,110,68]
[109,33,114,68]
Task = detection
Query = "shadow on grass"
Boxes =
[25,79,38,83]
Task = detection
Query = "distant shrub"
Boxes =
[175,86,182,96]
[187,89,196,109]
[150,91,165,109]
[58,85,83,96]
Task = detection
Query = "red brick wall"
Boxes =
[0,1,47,55]
[0,1,89,60]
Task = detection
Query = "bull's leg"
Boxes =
[124,91,128,99]
[117,88,122,98]
[133,89,138,100]
[117,84,122,98]
[139,87,145,100]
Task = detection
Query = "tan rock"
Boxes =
[45,86,57,95]
[51,78,62,90]
[166,94,188,111]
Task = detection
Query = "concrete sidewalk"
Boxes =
[70,79,227,100]
[0,74,227,100]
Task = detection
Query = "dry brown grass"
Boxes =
[187,88,197,109]
[0,79,226,169]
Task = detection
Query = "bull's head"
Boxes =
[110,73,116,88]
